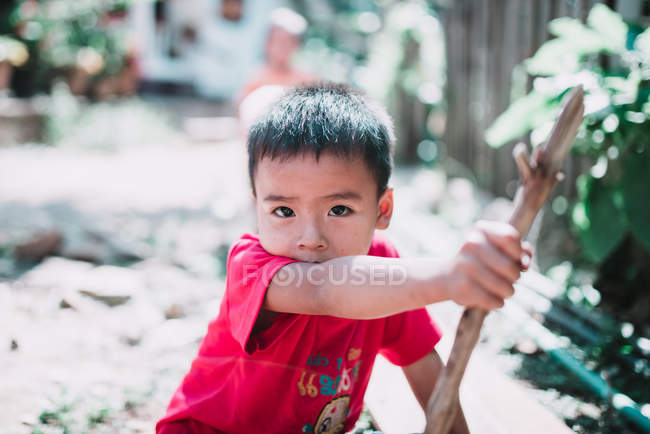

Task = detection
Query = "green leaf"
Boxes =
[526,16,613,76]
[485,91,560,147]
[549,17,606,49]
[633,27,650,63]
[525,39,581,76]
[587,3,628,52]
[573,177,627,263]
[526,6,627,76]
[604,71,640,105]
[621,149,650,251]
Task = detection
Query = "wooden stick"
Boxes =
[424,86,585,434]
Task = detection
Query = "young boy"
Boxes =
[157,83,531,434]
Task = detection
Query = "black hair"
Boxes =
[247,82,395,197]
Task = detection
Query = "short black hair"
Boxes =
[247,82,394,197]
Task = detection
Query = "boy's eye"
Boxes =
[328,205,351,216]
[273,206,295,217]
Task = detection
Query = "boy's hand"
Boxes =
[441,220,533,311]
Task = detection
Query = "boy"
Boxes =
[157,83,531,433]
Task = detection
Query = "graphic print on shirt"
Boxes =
[297,348,362,398]
[298,348,362,433]
[312,395,350,434]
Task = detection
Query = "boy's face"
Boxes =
[253,153,393,263]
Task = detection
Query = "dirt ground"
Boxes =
[0,133,257,432]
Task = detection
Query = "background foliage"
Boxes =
[486,4,650,269]
[1,0,130,97]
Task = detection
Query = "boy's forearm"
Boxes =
[450,403,470,434]
[274,255,450,319]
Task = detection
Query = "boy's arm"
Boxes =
[263,221,529,318]
[265,255,459,319]
[402,350,470,434]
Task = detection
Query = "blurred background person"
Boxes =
[238,7,315,134]
[239,7,314,100]
[133,0,280,100]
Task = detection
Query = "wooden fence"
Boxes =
[438,0,649,198]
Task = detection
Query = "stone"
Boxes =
[120,333,142,347]
[144,318,205,351]
[14,231,63,263]
[76,265,143,307]
[22,257,93,290]
[164,303,186,320]
[78,290,131,307]
[61,229,147,265]
[57,289,98,313]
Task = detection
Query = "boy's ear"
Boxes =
[376,187,394,230]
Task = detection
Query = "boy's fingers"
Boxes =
[522,241,534,256]
[470,288,504,311]
[476,220,522,263]
[516,241,533,270]
[467,260,515,300]
[521,241,533,270]
[465,232,521,283]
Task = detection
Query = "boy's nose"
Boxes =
[297,222,327,251]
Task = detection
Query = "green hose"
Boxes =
[503,301,650,432]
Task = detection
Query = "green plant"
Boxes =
[4,0,130,96]
[485,4,650,265]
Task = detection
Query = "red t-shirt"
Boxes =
[157,233,442,433]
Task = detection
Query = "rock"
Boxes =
[14,230,63,263]
[164,303,186,320]
[23,259,143,307]
[57,289,98,312]
[75,265,143,307]
[144,318,206,351]
[120,333,142,347]
[22,257,93,290]
[10,338,18,351]
[79,289,131,307]
[61,229,148,265]
[134,258,221,306]
[60,231,113,264]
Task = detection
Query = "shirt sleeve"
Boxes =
[378,308,443,366]
[224,234,297,353]
[370,233,443,366]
